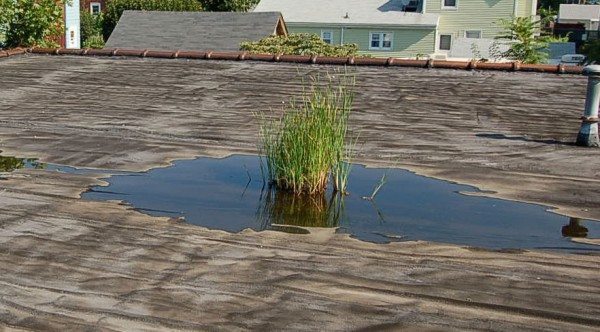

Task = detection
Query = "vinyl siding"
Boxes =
[291,26,344,45]
[287,24,436,58]
[426,0,534,39]
[516,0,534,18]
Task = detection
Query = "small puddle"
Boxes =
[72,154,599,252]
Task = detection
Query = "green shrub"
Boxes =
[199,0,258,11]
[241,33,359,57]
[0,0,65,48]
[496,17,548,64]
[81,11,104,47]
[258,73,355,195]
[103,0,202,39]
[581,40,600,65]
[83,34,105,48]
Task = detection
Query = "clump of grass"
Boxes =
[259,72,355,195]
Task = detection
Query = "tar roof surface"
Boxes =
[0,54,599,332]
[105,10,284,51]
[0,54,597,220]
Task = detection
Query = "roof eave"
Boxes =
[288,21,438,29]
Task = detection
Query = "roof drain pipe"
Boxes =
[576,65,600,147]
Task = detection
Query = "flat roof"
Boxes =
[558,4,600,21]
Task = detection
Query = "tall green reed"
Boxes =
[258,71,355,195]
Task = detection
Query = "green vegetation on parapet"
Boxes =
[258,72,355,195]
[494,16,569,64]
[241,33,360,57]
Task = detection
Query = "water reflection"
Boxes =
[256,188,344,229]
[0,155,44,172]
[562,217,589,238]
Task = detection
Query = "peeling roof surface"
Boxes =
[105,11,284,51]
[253,0,439,27]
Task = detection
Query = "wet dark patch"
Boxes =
[80,155,600,252]
[466,247,528,254]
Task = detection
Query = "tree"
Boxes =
[496,17,548,64]
[581,40,600,65]
[240,33,359,57]
[81,11,105,48]
[0,0,66,48]
[199,0,259,11]
[538,0,562,12]
[103,0,203,39]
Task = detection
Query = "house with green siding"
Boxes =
[254,0,537,58]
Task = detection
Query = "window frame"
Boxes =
[90,2,102,15]
[369,32,393,51]
[464,30,482,39]
[321,30,333,45]
[441,0,458,10]
[438,34,452,51]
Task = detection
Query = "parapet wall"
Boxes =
[0,47,585,75]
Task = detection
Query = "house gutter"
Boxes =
[290,22,438,29]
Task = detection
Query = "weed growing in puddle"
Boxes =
[258,71,356,195]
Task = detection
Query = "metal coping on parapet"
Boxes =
[0,47,586,75]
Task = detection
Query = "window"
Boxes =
[369,32,393,50]
[439,34,452,51]
[90,2,101,15]
[442,0,457,9]
[465,30,481,39]
[321,31,333,44]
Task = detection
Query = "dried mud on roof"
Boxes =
[0,54,599,331]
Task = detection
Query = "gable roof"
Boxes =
[558,4,600,21]
[105,11,287,52]
[253,0,439,27]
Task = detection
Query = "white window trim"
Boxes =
[90,2,102,14]
[438,33,452,51]
[321,30,333,44]
[464,30,482,39]
[369,32,393,51]
[441,0,458,10]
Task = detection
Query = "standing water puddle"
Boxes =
[3,155,598,251]
[76,155,599,251]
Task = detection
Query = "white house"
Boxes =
[254,0,537,59]
[64,0,81,49]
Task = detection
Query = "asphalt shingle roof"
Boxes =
[105,11,285,51]
[253,0,439,27]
